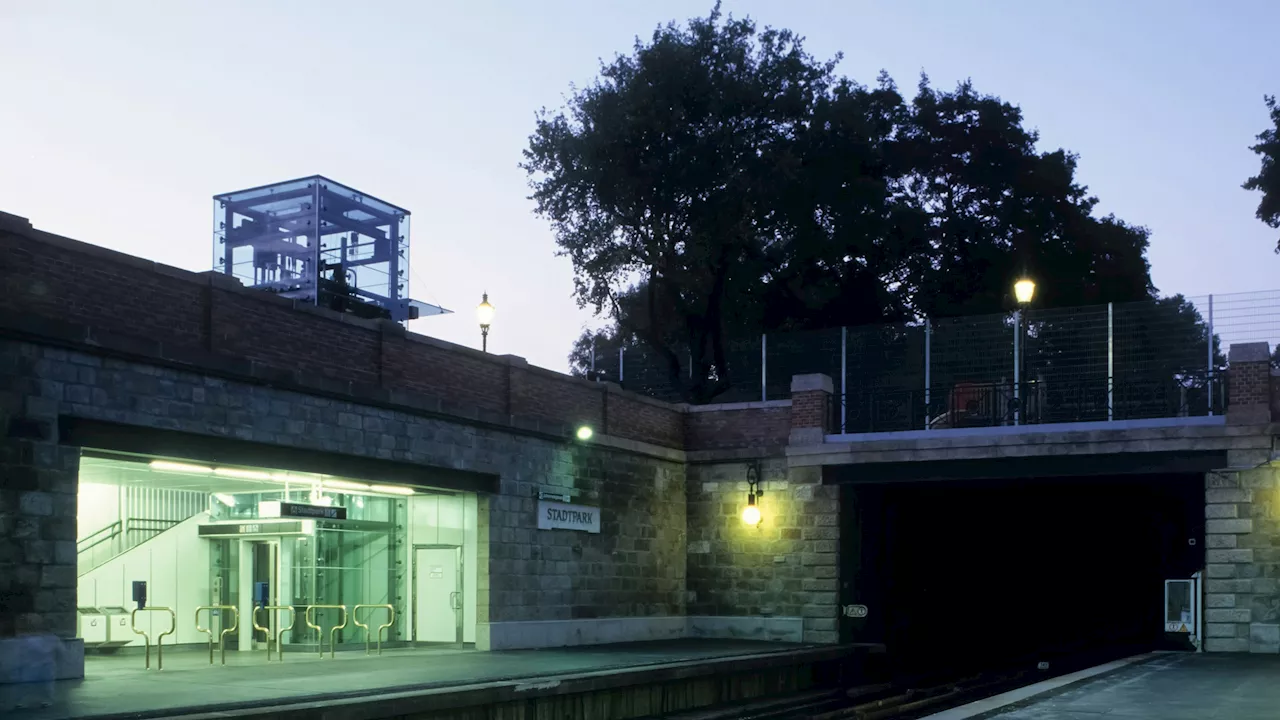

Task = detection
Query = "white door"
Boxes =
[414,547,460,643]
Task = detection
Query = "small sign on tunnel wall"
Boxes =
[843,604,869,618]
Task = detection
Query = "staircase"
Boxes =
[77,517,185,576]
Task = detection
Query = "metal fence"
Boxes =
[588,290,1280,433]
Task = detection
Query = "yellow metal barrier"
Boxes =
[352,604,396,656]
[251,605,297,662]
[194,605,239,666]
[130,607,176,670]
[303,604,348,658]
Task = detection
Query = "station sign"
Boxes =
[198,520,310,537]
[259,501,347,521]
[537,500,601,534]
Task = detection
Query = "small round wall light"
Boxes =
[575,425,594,441]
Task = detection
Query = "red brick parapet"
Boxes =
[1228,342,1272,426]
[790,373,833,445]
[0,212,685,449]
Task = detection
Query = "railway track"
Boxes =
[660,645,1155,720]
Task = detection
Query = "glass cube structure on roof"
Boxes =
[213,176,438,323]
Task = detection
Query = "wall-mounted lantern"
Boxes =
[742,462,763,527]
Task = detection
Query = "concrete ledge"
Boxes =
[687,616,803,643]
[795,416,1274,469]
[479,617,686,650]
[791,374,833,394]
[921,653,1159,719]
[592,433,687,463]
[685,400,792,413]
[80,643,862,720]
[1230,342,1271,363]
[477,616,804,651]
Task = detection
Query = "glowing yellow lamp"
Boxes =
[576,425,594,441]
[1014,278,1036,305]
[741,503,762,526]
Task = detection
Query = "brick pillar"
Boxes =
[790,373,833,446]
[1227,342,1272,426]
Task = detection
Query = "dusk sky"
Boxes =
[2,1,1277,372]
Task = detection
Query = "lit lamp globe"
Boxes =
[741,503,762,527]
[575,425,594,441]
[476,293,495,327]
[476,293,495,352]
[1014,278,1036,305]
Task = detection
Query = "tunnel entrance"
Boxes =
[839,472,1205,681]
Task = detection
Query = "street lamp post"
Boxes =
[476,293,495,353]
[1012,277,1035,425]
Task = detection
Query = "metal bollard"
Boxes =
[130,607,176,670]
[251,605,297,662]
[352,604,396,656]
[303,605,349,658]
[195,605,239,665]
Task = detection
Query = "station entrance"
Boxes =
[839,471,1205,681]
[74,450,479,671]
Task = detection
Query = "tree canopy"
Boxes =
[1245,95,1280,251]
[526,6,1198,404]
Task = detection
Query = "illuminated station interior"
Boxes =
[75,452,479,660]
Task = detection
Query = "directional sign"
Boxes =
[843,604,869,618]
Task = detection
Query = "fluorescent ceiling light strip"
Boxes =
[150,461,213,474]
[214,468,272,481]
[324,479,371,491]
[270,472,319,484]
[369,484,415,496]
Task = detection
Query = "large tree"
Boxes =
[525,5,897,402]
[531,8,1189,404]
[1245,95,1280,251]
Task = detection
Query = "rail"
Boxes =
[594,291,1280,436]
[834,373,1227,435]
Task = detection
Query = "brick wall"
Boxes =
[1227,342,1272,425]
[686,462,839,644]
[789,374,833,435]
[0,218,684,450]
[684,401,792,452]
[0,339,687,642]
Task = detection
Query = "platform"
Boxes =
[1,639,876,720]
[929,652,1280,720]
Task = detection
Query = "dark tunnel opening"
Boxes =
[841,472,1205,682]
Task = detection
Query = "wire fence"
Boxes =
[585,290,1280,432]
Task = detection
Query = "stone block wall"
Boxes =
[686,461,840,644]
[1203,466,1280,653]
[0,339,688,648]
